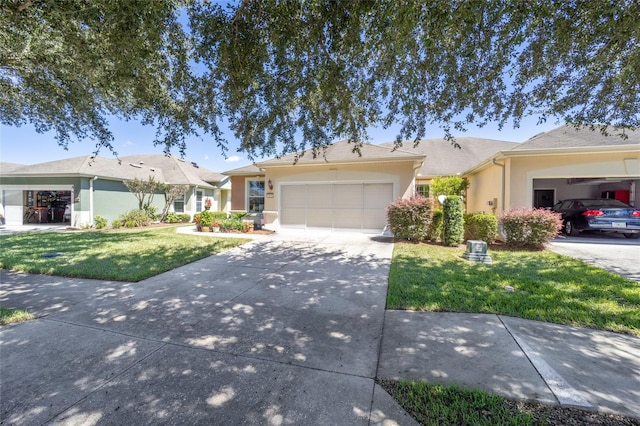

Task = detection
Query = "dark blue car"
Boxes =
[552,198,640,239]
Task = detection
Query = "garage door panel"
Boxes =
[362,210,388,229]
[280,182,393,230]
[363,183,394,209]
[281,185,306,209]
[280,185,306,225]
[307,208,334,227]
[334,185,362,209]
[307,184,333,209]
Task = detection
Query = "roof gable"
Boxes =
[256,140,424,167]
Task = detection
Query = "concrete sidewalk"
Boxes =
[1,231,639,424]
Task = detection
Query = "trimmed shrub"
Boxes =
[199,210,214,227]
[117,209,152,228]
[111,219,122,229]
[178,213,192,223]
[427,208,443,242]
[94,215,108,229]
[500,208,562,248]
[221,217,243,231]
[163,212,192,223]
[464,212,498,243]
[442,195,464,246]
[386,196,432,241]
[144,205,159,221]
[211,211,228,221]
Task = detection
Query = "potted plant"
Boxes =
[199,210,213,231]
[194,213,202,232]
[204,198,212,211]
[212,221,221,232]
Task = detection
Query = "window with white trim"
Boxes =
[247,180,265,212]
[416,184,429,197]
[196,191,203,212]
[174,195,185,213]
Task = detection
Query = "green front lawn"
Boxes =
[387,242,640,425]
[389,242,640,336]
[0,227,251,282]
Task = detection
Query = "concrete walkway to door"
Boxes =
[1,230,639,424]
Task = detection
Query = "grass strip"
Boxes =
[379,379,533,425]
[0,227,250,282]
[388,242,640,336]
[0,307,33,325]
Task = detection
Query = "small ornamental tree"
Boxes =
[442,195,464,246]
[500,208,562,249]
[159,184,189,223]
[387,196,432,241]
[123,176,161,210]
[431,176,469,198]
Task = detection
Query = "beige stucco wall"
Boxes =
[262,161,419,228]
[466,164,503,215]
[467,151,640,216]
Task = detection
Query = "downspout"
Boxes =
[193,186,198,218]
[70,185,75,228]
[492,158,505,214]
[90,176,98,226]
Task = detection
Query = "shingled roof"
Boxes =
[511,125,640,151]
[255,140,424,168]
[222,164,263,176]
[0,154,225,188]
[381,137,518,177]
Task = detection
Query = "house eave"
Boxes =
[256,156,426,169]
[462,144,640,176]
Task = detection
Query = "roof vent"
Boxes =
[191,162,199,168]
[129,163,142,168]
[150,167,156,172]
[139,161,144,164]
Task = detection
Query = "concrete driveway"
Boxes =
[548,232,640,282]
[0,231,417,425]
[2,229,640,424]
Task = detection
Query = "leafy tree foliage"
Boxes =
[430,176,470,198]
[123,176,161,210]
[2,1,638,159]
[159,184,189,222]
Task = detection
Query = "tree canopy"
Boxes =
[2,1,638,159]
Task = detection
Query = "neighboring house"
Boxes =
[464,125,640,216]
[381,137,518,197]
[0,154,230,227]
[224,141,425,231]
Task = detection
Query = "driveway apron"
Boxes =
[0,232,417,425]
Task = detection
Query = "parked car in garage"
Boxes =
[552,199,640,238]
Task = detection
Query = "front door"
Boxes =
[534,189,555,209]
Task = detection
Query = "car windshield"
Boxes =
[580,199,630,208]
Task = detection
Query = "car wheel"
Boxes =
[624,233,640,239]
[564,220,579,236]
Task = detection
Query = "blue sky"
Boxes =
[0,115,560,172]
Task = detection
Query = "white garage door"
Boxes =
[280,183,393,230]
